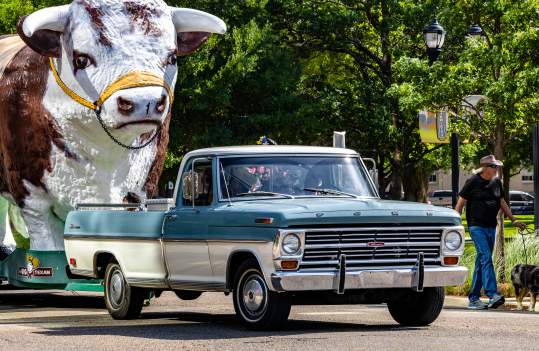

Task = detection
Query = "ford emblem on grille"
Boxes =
[367,241,385,247]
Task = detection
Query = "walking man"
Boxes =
[455,155,526,310]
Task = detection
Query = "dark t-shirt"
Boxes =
[459,174,504,227]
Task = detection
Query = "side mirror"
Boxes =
[362,158,378,189]
[182,171,202,201]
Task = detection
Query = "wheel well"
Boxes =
[226,251,259,291]
[94,252,117,278]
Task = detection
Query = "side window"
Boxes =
[181,159,213,207]
[510,194,522,202]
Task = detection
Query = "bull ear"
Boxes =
[170,7,226,56]
[17,5,69,58]
[177,32,211,56]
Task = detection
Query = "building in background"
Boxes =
[428,169,534,195]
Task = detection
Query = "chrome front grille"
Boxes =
[301,227,442,270]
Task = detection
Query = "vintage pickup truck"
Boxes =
[64,146,467,330]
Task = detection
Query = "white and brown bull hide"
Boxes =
[0,0,226,250]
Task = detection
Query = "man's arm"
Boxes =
[455,196,466,214]
[500,199,526,230]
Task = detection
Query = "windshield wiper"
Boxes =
[236,191,295,199]
[303,187,357,198]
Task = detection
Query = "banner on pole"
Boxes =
[418,110,449,144]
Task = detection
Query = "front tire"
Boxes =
[387,287,445,326]
[233,258,291,330]
[104,263,145,319]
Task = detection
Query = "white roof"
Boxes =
[184,145,359,158]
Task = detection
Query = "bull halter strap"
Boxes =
[48,57,173,149]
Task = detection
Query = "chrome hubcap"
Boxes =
[109,270,124,307]
[242,276,266,316]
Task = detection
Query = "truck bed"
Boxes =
[64,207,168,286]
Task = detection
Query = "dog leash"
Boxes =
[518,227,533,266]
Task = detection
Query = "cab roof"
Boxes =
[184,145,359,158]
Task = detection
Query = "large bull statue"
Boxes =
[0,0,226,250]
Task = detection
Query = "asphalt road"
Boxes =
[0,288,537,351]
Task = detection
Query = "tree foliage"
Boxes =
[1,0,538,203]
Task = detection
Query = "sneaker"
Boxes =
[488,294,505,309]
[468,299,488,310]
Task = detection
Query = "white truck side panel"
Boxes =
[65,238,167,286]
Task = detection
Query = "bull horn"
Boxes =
[22,5,69,37]
[169,8,227,35]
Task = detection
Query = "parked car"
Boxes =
[509,190,534,215]
[428,190,453,208]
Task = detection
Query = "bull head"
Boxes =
[17,5,226,57]
[18,5,226,57]
[16,1,226,147]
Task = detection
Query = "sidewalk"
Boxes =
[445,295,537,312]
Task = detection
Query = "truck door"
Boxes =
[162,157,216,290]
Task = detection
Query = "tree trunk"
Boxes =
[389,102,403,200]
[402,162,428,202]
[377,153,386,197]
[389,154,403,200]
[493,120,506,282]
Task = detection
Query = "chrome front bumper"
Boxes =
[270,266,468,292]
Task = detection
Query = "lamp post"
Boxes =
[423,18,459,207]
[467,23,483,38]
[423,20,487,208]
[534,126,539,231]
[423,18,446,65]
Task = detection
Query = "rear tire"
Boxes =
[233,258,291,330]
[387,287,445,326]
[104,263,145,319]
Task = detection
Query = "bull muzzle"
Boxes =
[49,58,174,113]
[49,58,172,149]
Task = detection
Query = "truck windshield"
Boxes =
[219,156,376,200]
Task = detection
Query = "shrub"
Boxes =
[501,235,539,281]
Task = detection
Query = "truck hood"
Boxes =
[211,197,461,228]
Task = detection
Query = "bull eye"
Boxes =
[167,53,177,66]
[74,55,91,70]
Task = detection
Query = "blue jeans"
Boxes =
[469,226,498,301]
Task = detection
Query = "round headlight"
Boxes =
[444,231,462,251]
[282,234,301,255]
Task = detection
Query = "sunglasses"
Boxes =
[487,164,499,169]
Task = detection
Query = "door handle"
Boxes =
[166,214,178,221]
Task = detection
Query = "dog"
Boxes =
[511,264,539,311]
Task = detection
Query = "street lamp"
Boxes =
[467,24,483,38]
[423,18,446,65]
[423,17,459,207]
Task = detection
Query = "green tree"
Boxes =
[394,0,539,280]
[267,0,462,200]
[162,0,330,184]
[438,0,539,281]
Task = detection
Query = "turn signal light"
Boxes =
[255,217,274,224]
[280,260,298,270]
[443,256,459,265]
